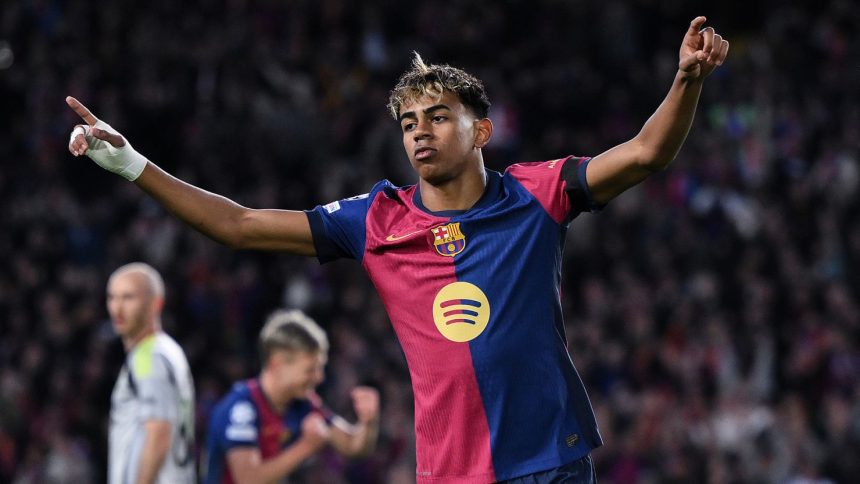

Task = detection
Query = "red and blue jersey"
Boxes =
[203,379,331,484]
[306,157,603,483]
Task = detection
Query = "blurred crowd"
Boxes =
[1,0,858,482]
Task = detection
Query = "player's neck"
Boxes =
[418,166,487,212]
[259,372,289,412]
[123,326,157,352]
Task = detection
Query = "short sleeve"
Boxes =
[131,352,179,422]
[506,156,602,224]
[217,399,259,450]
[305,180,392,264]
[561,156,604,216]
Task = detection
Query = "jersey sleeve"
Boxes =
[214,398,259,450]
[304,180,393,264]
[130,350,180,422]
[505,156,604,224]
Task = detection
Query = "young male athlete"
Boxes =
[106,263,195,484]
[67,17,728,483]
[204,309,379,483]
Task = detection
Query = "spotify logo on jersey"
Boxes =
[432,282,491,342]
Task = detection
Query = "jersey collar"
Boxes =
[413,169,502,217]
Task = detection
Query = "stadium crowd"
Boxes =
[0,0,858,482]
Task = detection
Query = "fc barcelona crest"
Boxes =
[431,223,466,257]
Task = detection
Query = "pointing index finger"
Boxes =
[65,96,98,126]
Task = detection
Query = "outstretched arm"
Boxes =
[585,16,729,205]
[66,96,316,255]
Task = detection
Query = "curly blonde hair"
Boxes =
[387,52,491,120]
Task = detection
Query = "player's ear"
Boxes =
[474,118,493,149]
[153,296,165,314]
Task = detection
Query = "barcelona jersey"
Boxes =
[307,157,603,483]
[204,379,331,484]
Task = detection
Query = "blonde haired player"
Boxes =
[203,309,379,483]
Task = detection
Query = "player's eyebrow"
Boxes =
[398,104,451,122]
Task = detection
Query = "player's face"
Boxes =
[399,91,481,185]
[272,350,327,400]
[106,272,157,341]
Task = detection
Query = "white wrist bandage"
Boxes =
[70,120,148,181]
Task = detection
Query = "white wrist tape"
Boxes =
[71,120,148,181]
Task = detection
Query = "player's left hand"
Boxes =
[678,16,729,80]
[351,386,380,424]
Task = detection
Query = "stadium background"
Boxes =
[1,0,858,482]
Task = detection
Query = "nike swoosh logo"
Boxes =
[386,229,424,241]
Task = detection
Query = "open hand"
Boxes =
[678,17,729,80]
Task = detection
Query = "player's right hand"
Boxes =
[65,96,149,181]
[299,413,330,450]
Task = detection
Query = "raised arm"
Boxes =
[328,386,380,458]
[585,16,729,205]
[65,96,316,255]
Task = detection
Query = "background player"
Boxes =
[204,309,380,483]
[106,263,195,484]
[68,17,727,483]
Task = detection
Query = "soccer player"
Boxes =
[68,17,728,483]
[204,309,380,483]
[106,263,195,484]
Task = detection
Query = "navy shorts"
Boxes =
[500,455,597,484]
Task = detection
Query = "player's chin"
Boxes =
[414,162,455,186]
